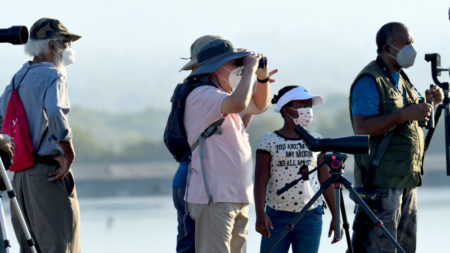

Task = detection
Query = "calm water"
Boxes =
[1,187,450,252]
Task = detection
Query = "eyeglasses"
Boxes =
[57,38,71,48]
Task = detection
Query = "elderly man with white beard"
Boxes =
[0,18,81,253]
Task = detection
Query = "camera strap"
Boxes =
[362,130,395,190]
[375,56,424,102]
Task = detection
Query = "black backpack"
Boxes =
[163,77,220,162]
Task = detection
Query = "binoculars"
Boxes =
[235,56,268,68]
[418,96,435,129]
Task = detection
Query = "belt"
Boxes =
[34,155,59,166]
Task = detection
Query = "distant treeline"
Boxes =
[71,94,446,163]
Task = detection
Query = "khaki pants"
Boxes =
[188,202,249,253]
[351,188,417,253]
[11,163,81,253]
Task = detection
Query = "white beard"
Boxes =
[53,49,66,74]
[54,57,66,75]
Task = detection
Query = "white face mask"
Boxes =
[288,107,313,127]
[62,47,75,66]
[389,44,416,69]
[225,66,243,90]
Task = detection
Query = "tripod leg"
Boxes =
[266,175,338,253]
[444,103,450,175]
[334,183,341,240]
[339,189,353,253]
[0,160,37,253]
[340,177,406,253]
[0,194,9,253]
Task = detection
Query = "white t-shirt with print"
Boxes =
[257,131,324,212]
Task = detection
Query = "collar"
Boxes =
[375,56,397,86]
[375,56,412,86]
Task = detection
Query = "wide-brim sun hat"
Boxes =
[179,35,224,71]
[274,86,324,112]
[188,39,249,78]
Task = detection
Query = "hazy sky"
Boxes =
[1,0,450,111]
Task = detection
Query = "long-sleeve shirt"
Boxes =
[0,61,72,157]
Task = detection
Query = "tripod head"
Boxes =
[424,53,449,91]
[323,152,348,174]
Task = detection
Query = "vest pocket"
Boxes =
[382,97,403,114]
[378,148,412,177]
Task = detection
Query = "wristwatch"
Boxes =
[257,76,270,83]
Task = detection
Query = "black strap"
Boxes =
[257,77,270,83]
[375,57,397,88]
[12,66,31,90]
[34,155,58,166]
[376,56,423,100]
[191,118,225,151]
[34,127,49,155]
[362,130,395,190]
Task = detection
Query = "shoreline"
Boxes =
[70,154,449,198]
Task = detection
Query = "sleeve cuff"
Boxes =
[256,149,271,155]
[50,128,72,144]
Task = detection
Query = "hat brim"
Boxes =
[312,96,323,106]
[273,87,324,112]
[180,48,246,72]
[188,51,249,77]
[179,58,196,71]
[61,32,81,42]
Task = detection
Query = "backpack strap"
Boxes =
[191,118,225,151]
[12,66,32,90]
[183,118,225,208]
[195,117,225,204]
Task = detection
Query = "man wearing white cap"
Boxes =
[0,17,81,253]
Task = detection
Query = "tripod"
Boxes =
[266,152,405,253]
[424,53,450,175]
[0,158,37,253]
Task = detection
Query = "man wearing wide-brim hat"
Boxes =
[183,38,276,253]
[0,17,81,253]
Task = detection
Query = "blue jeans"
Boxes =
[260,206,323,253]
[172,187,195,253]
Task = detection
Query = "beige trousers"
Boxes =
[11,163,80,253]
[188,202,249,253]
